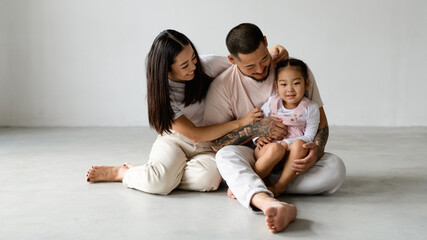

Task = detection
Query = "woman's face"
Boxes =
[168,44,198,83]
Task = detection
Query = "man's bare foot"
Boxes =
[264,202,297,233]
[227,188,236,199]
[86,165,129,183]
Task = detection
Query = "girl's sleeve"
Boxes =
[282,101,320,145]
[200,55,232,78]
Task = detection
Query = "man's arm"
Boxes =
[210,117,287,152]
[292,107,328,174]
[313,115,329,159]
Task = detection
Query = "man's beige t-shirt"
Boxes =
[203,63,323,126]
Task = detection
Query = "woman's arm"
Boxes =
[269,45,289,64]
[201,45,287,78]
[172,108,263,143]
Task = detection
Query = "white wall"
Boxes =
[1,0,426,127]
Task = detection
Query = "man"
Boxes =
[203,23,346,233]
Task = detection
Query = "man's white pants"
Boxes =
[122,132,222,195]
[216,145,346,210]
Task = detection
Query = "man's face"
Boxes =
[233,41,272,81]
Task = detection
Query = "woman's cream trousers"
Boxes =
[122,132,222,195]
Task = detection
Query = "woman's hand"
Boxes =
[269,45,289,65]
[240,108,264,127]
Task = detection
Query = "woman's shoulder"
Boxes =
[200,54,231,78]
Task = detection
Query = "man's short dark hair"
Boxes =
[226,23,265,59]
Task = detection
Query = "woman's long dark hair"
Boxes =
[146,29,213,134]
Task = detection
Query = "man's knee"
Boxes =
[321,153,346,195]
[216,146,234,160]
[216,145,255,170]
[216,146,251,162]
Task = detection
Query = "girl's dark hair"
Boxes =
[275,58,310,96]
[146,29,213,134]
[275,58,309,81]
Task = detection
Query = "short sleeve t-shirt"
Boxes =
[203,63,323,126]
[169,55,231,126]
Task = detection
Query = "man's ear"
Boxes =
[264,36,268,47]
[228,54,236,65]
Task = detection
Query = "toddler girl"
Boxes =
[253,58,320,196]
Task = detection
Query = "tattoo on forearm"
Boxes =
[253,118,276,137]
[210,118,276,151]
[211,126,253,151]
[314,126,329,159]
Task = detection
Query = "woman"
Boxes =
[86,29,287,195]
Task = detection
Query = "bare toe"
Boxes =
[227,188,236,199]
[123,162,136,168]
[264,202,297,233]
[86,165,128,183]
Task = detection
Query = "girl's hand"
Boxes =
[240,108,264,127]
[256,137,271,150]
[269,45,289,65]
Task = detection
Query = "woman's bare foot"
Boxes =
[227,188,236,199]
[86,165,130,183]
[264,202,297,233]
[123,162,136,168]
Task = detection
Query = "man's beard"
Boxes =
[237,65,271,82]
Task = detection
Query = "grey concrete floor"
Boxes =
[1,126,426,240]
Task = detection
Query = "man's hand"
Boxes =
[292,142,320,174]
[257,117,288,140]
[210,117,287,152]
[293,114,329,175]
[269,45,289,65]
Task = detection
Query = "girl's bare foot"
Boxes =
[86,165,129,183]
[267,184,286,197]
[264,202,297,233]
[227,188,236,199]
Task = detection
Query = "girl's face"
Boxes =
[275,66,310,109]
[168,44,198,83]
